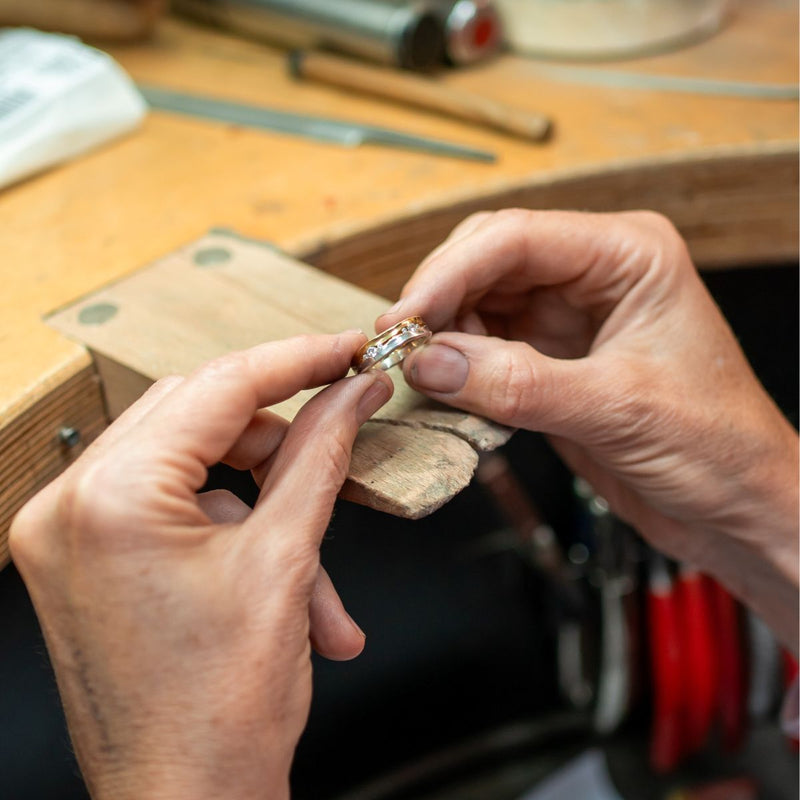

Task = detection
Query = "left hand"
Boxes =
[10,332,393,800]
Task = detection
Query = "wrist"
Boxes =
[67,714,294,800]
[703,425,799,653]
[86,761,291,800]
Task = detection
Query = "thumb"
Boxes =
[403,332,602,439]
[247,370,393,544]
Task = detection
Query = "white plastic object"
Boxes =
[0,28,146,190]
[495,0,733,60]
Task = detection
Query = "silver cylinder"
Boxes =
[174,0,446,70]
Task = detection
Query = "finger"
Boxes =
[376,209,670,332]
[81,376,184,459]
[221,408,289,471]
[247,370,393,546]
[195,491,364,659]
[408,211,494,280]
[196,490,366,658]
[197,489,251,523]
[401,331,605,439]
[309,565,366,661]
[455,310,488,335]
[375,212,493,332]
[433,210,494,250]
[131,332,367,482]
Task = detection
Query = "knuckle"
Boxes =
[456,210,493,231]
[617,210,691,277]
[494,207,532,229]
[197,350,249,382]
[9,461,108,572]
[152,374,183,392]
[8,493,49,570]
[313,429,353,490]
[486,344,537,425]
[622,210,683,248]
[56,464,108,535]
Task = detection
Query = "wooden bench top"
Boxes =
[1,0,796,565]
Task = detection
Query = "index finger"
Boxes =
[133,331,366,480]
[375,209,664,333]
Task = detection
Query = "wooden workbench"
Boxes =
[1,0,797,566]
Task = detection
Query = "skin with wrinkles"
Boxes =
[10,332,393,800]
[378,209,798,653]
[9,210,797,800]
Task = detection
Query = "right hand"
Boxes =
[377,209,798,651]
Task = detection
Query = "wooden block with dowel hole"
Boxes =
[47,231,513,520]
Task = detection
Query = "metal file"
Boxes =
[139,85,496,162]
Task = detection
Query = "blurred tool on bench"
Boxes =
[0,0,167,39]
[288,48,551,141]
[173,0,503,70]
[173,0,502,71]
[138,84,497,161]
[173,0,443,70]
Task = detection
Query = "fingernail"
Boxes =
[384,299,404,316]
[409,344,468,394]
[356,374,392,423]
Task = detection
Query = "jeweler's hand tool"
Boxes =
[473,458,593,712]
[586,498,637,736]
[138,85,497,162]
[708,578,745,752]
[675,565,717,756]
[648,552,685,773]
[288,49,552,141]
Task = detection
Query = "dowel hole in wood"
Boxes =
[193,246,232,267]
[78,303,118,326]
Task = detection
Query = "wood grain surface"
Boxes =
[47,232,512,519]
[0,1,796,565]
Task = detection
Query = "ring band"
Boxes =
[352,316,432,373]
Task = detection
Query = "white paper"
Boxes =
[0,28,146,189]
[517,749,624,800]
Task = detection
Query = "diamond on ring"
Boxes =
[352,316,432,374]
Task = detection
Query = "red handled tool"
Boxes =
[781,651,798,748]
[648,552,685,772]
[674,565,717,756]
[707,577,745,752]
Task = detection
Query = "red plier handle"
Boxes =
[707,578,745,752]
[675,565,717,755]
[648,553,684,772]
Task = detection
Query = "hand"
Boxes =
[378,209,798,651]
[10,333,393,800]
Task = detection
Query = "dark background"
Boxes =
[1,264,798,799]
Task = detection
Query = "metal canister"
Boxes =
[173,0,445,70]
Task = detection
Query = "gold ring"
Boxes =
[352,316,432,373]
